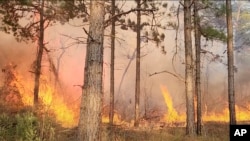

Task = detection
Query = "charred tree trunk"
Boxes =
[226,0,236,125]
[109,0,115,139]
[184,0,195,135]
[33,0,45,107]
[134,0,141,127]
[194,0,202,135]
[77,0,105,141]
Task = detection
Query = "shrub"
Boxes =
[0,112,55,141]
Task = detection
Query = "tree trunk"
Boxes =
[109,0,115,139]
[134,0,141,127]
[184,0,195,135]
[77,0,105,141]
[33,0,45,107]
[194,0,202,135]
[226,0,236,125]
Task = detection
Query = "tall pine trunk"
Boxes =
[184,0,195,135]
[33,0,45,107]
[226,0,236,125]
[194,0,202,135]
[134,0,141,127]
[109,0,115,139]
[77,0,105,140]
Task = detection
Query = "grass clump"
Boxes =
[0,112,55,141]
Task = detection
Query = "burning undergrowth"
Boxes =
[1,62,250,131]
[160,85,250,127]
[0,63,77,128]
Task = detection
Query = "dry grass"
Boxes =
[108,122,229,141]
[56,122,229,141]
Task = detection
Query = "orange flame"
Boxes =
[160,85,250,125]
[11,71,77,128]
[160,85,185,125]
[203,105,250,122]
[102,113,123,124]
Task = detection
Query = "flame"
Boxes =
[102,113,123,124]
[4,67,77,128]
[3,63,129,128]
[160,85,250,125]
[101,106,124,125]
[36,76,76,127]
[203,105,250,122]
[160,85,185,125]
[5,63,250,129]
[37,83,76,127]
[3,64,127,127]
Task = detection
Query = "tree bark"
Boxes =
[33,0,45,107]
[109,0,115,139]
[77,0,105,141]
[184,0,195,135]
[226,0,236,125]
[194,0,202,135]
[134,0,141,127]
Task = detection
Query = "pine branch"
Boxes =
[149,70,184,82]
[172,4,181,77]
[105,8,157,27]
[83,27,94,41]
[60,33,87,45]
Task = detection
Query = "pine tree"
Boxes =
[109,0,116,140]
[194,0,202,135]
[0,0,85,107]
[77,0,105,140]
[226,0,236,125]
[184,0,195,135]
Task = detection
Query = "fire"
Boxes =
[102,113,123,124]
[101,106,124,125]
[160,85,185,125]
[28,77,77,128]
[2,64,77,128]
[203,105,250,122]
[4,63,250,129]
[35,76,76,127]
[2,63,128,128]
[160,85,250,125]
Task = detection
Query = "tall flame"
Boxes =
[160,85,250,125]
[160,85,185,124]
[5,63,250,129]
[6,68,77,128]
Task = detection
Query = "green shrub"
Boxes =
[38,114,55,141]
[15,112,40,141]
[0,113,15,141]
[0,112,55,141]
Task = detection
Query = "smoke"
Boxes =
[0,1,250,123]
[0,33,36,86]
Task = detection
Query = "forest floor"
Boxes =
[57,122,230,141]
